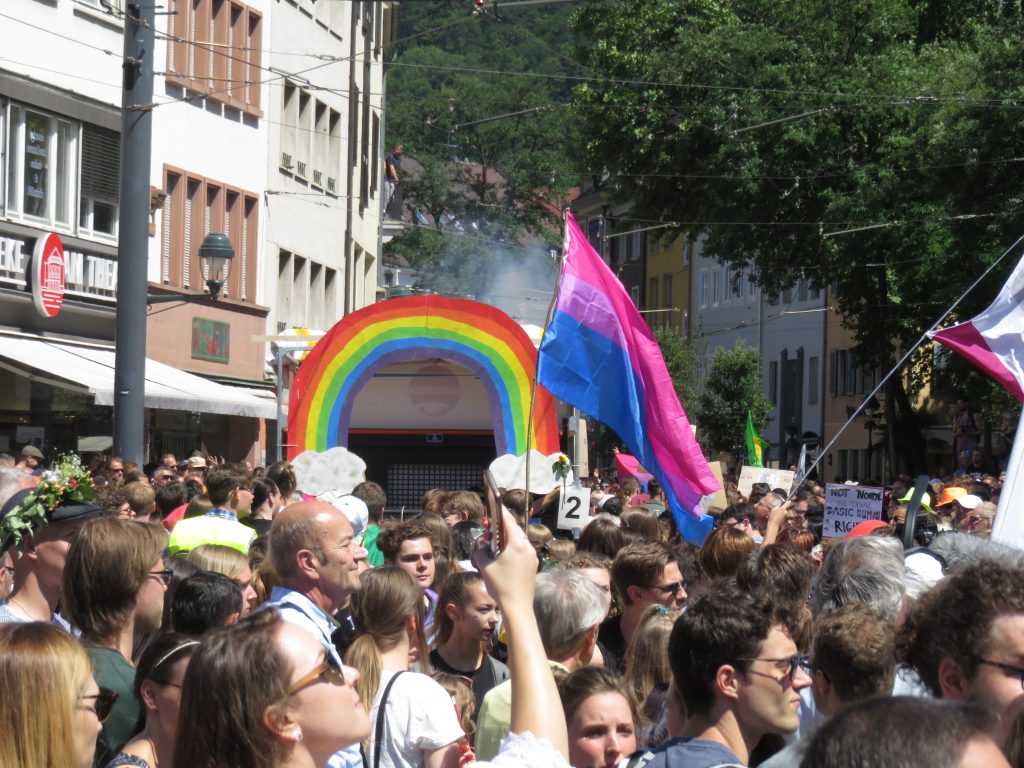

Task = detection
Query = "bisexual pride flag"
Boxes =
[537,212,720,543]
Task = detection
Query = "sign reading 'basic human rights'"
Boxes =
[823,484,885,538]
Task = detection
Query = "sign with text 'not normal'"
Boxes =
[823,484,884,539]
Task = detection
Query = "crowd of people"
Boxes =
[0,445,1022,768]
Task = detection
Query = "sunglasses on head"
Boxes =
[81,688,119,722]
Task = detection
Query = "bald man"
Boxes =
[260,500,366,768]
[261,500,365,663]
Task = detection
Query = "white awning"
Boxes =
[0,333,277,420]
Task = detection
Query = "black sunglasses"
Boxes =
[81,688,119,722]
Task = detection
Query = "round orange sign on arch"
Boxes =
[32,233,65,318]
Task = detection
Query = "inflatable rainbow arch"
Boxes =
[288,295,559,459]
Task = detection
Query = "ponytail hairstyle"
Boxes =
[346,566,428,710]
[434,571,486,646]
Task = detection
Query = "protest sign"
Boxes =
[706,461,728,512]
[823,484,885,539]
[737,466,796,499]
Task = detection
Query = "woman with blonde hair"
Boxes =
[187,543,258,613]
[346,566,463,768]
[0,621,112,768]
[623,605,678,741]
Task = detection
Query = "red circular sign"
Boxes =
[32,233,65,318]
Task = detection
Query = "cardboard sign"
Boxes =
[557,485,591,532]
[706,461,728,512]
[823,484,884,539]
[737,466,796,499]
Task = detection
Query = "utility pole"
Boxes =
[112,0,155,464]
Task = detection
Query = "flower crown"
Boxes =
[0,454,96,555]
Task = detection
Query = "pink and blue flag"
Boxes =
[537,212,720,543]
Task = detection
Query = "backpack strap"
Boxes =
[374,671,407,768]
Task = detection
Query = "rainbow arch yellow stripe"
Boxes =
[288,295,559,458]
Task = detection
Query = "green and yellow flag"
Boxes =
[745,412,769,468]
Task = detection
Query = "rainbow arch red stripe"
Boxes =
[288,295,559,458]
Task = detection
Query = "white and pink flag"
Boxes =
[928,256,1024,401]
[931,255,1024,548]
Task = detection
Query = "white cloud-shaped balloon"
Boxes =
[291,447,367,497]
[489,450,574,494]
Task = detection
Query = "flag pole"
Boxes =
[524,209,569,509]
[799,231,1024,489]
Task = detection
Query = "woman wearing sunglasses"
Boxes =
[174,608,371,768]
[0,621,117,768]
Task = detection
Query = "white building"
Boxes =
[0,0,394,463]
[691,235,826,465]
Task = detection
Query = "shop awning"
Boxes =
[0,333,277,420]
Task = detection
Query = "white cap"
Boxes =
[958,494,983,510]
[317,490,369,537]
[904,551,945,599]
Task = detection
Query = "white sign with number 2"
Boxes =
[557,486,592,532]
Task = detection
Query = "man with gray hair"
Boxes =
[810,535,906,624]
[800,535,912,736]
[475,568,606,759]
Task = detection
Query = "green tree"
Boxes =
[697,343,773,460]
[385,3,582,279]
[653,327,703,417]
[569,0,1024,473]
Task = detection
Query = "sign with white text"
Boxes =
[557,486,591,532]
[823,484,884,539]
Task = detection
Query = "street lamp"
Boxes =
[147,232,235,304]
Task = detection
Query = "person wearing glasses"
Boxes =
[898,559,1024,750]
[599,541,687,672]
[759,603,896,768]
[0,621,117,768]
[261,499,368,768]
[175,608,372,768]
[629,581,810,768]
[61,517,169,767]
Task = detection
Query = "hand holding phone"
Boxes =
[483,469,506,556]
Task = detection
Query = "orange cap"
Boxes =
[935,487,967,507]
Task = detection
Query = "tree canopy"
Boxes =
[569,0,1024,471]
[384,2,583,291]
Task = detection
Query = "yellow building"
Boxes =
[820,284,918,482]
[644,231,693,338]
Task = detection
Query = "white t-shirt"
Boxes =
[368,671,464,768]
